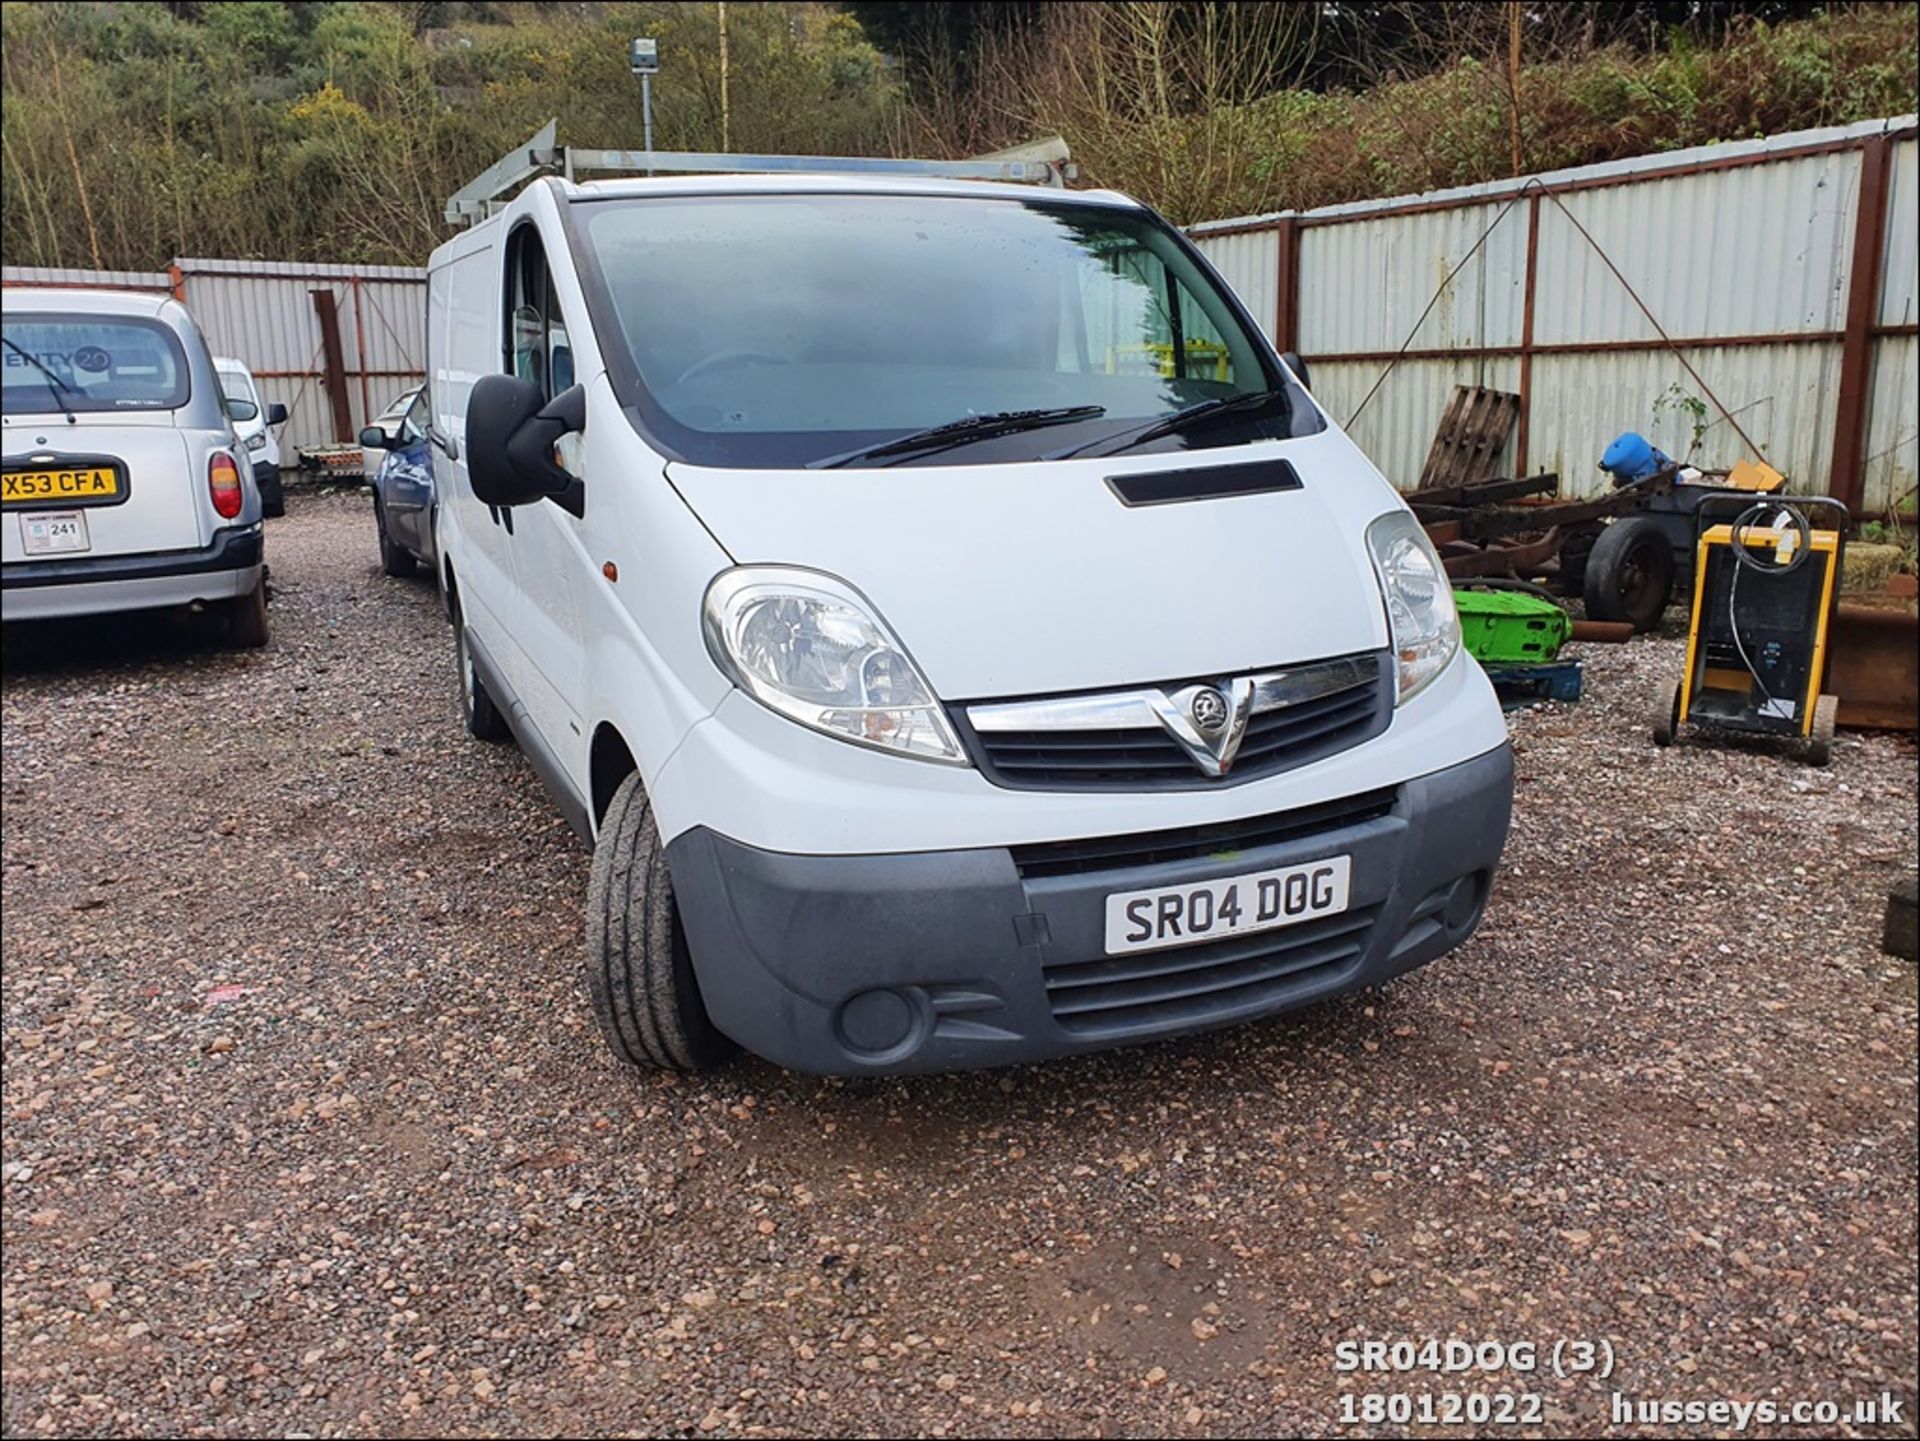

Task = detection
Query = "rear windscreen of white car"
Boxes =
[2,314,191,414]
[569,194,1323,468]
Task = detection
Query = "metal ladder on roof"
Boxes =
[444,121,1076,227]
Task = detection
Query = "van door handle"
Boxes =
[429,425,459,461]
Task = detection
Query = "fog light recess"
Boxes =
[1443,872,1490,932]
[835,987,929,1063]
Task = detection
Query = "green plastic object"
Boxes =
[1453,587,1572,664]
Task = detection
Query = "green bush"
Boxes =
[0,0,900,268]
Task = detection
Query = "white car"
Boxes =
[214,357,289,517]
[359,386,419,478]
[427,171,1512,1075]
[2,288,268,644]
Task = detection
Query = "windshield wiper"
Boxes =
[1044,388,1291,462]
[2,337,78,423]
[808,405,1106,470]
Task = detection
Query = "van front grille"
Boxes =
[954,651,1393,791]
[1042,905,1380,1038]
[1010,786,1399,880]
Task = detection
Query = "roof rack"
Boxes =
[444,122,1076,227]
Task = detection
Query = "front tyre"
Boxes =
[1652,676,1682,747]
[257,465,285,519]
[585,772,737,1072]
[450,592,510,742]
[1805,693,1837,767]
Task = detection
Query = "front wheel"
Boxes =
[585,771,737,1072]
[451,594,510,742]
[257,465,285,519]
[1652,676,1683,747]
[1805,693,1838,767]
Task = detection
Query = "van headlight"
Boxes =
[244,431,268,452]
[1366,511,1459,702]
[703,566,967,764]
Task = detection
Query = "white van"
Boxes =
[427,170,1513,1075]
[3,288,269,644]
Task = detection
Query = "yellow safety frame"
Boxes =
[1678,523,1840,736]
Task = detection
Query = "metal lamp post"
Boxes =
[628,37,659,172]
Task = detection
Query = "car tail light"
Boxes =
[209,452,244,519]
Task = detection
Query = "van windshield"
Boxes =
[570,193,1321,468]
[218,368,259,409]
[1,314,191,415]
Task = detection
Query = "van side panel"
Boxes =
[496,213,592,778]
[572,373,738,821]
[431,237,520,670]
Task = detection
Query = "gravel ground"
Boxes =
[3,491,1916,1439]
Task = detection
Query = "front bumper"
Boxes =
[1,525,262,622]
[667,743,1515,1075]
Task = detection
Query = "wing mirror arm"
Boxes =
[466,376,586,514]
[505,384,586,518]
[550,475,585,519]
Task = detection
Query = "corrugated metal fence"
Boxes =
[1192,115,1918,515]
[9,121,1914,509]
[2,258,426,457]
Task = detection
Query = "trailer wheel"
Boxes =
[1652,676,1683,747]
[1584,517,1675,631]
[1805,693,1838,767]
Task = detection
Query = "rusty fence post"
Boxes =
[350,276,373,432]
[1516,193,1541,477]
[1273,214,1300,355]
[1828,133,1892,517]
[309,288,354,445]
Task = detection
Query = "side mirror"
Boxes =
[227,396,260,423]
[267,401,289,426]
[467,375,585,513]
[358,425,390,450]
[1280,351,1311,393]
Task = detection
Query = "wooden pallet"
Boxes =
[1418,385,1521,490]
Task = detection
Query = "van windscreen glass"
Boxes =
[218,369,259,409]
[572,194,1322,468]
[1,314,191,415]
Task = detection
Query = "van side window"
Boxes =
[504,225,574,402]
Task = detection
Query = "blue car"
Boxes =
[360,387,434,577]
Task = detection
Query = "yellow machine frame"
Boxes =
[1105,341,1232,381]
[1678,522,1840,737]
